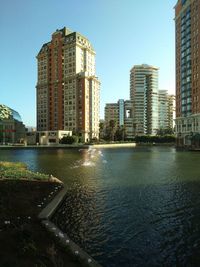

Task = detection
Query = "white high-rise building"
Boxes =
[130,64,159,135]
[36,27,100,142]
[158,90,176,131]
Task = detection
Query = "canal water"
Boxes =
[1,146,200,266]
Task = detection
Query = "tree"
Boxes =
[115,126,126,141]
[59,135,77,144]
[99,122,104,131]
[109,120,117,141]
[134,135,175,143]
[99,121,105,139]
[104,120,117,141]
[156,127,174,136]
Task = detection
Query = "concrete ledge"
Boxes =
[42,220,102,267]
[92,143,136,148]
[38,187,103,267]
[38,187,67,219]
[0,145,89,149]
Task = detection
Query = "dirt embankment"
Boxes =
[0,162,84,267]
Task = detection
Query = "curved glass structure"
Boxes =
[0,104,22,122]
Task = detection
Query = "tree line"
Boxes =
[59,120,176,144]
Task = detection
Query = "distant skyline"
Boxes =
[0,0,176,127]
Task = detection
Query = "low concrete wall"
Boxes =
[41,220,102,267]
[92,143,136,148]
[38,187,68,220]
[0,144,89,149]
[38,187,102,267]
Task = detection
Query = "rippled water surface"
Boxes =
[1,146,200,266]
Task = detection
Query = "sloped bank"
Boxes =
[0,161,99,267]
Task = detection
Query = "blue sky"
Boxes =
[0,0,176,127]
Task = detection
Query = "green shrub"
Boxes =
[134,135,175,143]
[59,135,77,144]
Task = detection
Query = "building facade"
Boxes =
[168,94,176,130]
[158,90,176,131]
[130,64,159,135]
[38,130,72,145]
[175,0,200,147]
[36,27,100,142]
[105,99,134,139]
[0,104,26,144]
[105,103,119,125]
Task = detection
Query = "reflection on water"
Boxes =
[1,147,200,266]
[71,147,106,168]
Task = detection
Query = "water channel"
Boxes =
[1,146,200,266]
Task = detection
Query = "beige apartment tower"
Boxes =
[175,0,200,147]
[36,27,100,142]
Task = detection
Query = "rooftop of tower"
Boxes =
[52,27,72,37]
[37,27,95,56]
[175,0,188,6]
[130,64,159,71]
[174,0,192,18]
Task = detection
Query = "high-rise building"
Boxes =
[158,90,176,131]
[158,90,169,130]
[105,99,134,139]
[175,0,200,147]
[168,94,176,130]
[105,103,119,126]
[36,27,100,142]
[123,100,134,139]
[130,64,159,135]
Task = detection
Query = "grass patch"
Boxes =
[0,161,49,181]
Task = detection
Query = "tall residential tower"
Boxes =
[130,64,159,135]
[36,27,100,142]
[175,0,200,146]
[158,90,175,132]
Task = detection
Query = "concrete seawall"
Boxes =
[0,144,89,149]
[92,143,136,148]
[38,187,102,267]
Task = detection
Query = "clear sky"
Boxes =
[0,0,176,127]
